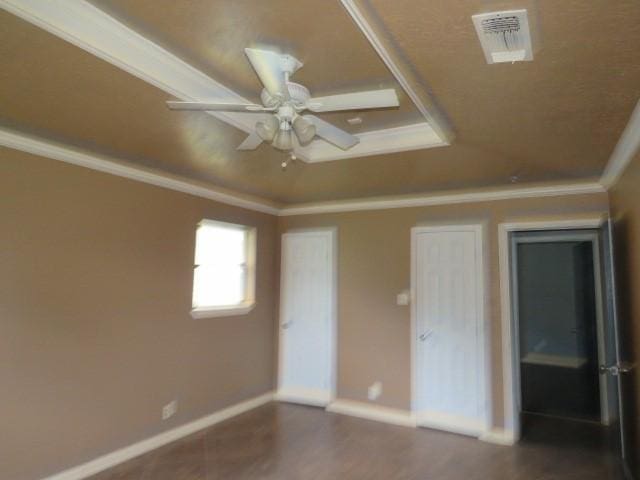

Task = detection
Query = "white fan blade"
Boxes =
[307,89,399,113]
[244,48,290,100]
[166,101,268,112]
[303,115,359,150]
[237,132,263,150]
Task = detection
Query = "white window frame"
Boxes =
[190,219,256,319]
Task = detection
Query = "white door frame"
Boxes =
[410,223,490,437]
[498,216,606,442]
[277,227,338,407]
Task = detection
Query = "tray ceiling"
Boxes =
[1,0,640,204]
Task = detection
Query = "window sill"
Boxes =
[190,303,255,319]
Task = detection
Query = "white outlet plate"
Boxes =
[396,290,410,306]
[368,381,382,401]
[162,400,178,420]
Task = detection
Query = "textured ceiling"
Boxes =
[2,0,640,204]
[91,0,421,133]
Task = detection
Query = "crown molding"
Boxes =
[340,0,453,143]
[600,99,640,189]
[0,0,447,163]
[278,182,606,216]
[1,127,606,218]
[297,122,446,163]
[0,128,280,215]
[0,0,259,134]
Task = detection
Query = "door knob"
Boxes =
[599,362,635,376]
[419,330,434,342]
[282,321,293,330]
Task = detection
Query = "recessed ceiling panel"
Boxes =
[0,10,297,201]
[90,0,424,132]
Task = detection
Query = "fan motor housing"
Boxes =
[261,82,310,109]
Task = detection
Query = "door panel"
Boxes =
[278,230,334,406]
[414,227,485,436]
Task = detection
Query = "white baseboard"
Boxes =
[326,399,417,428]
[276,387,331,407]
[42,391,275,480]
[415,411,485,438]
[478,428,517,446]
[326,399,517,447]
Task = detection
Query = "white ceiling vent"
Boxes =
[472,9,533,64]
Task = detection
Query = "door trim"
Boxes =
[410,223,490,437]
[498,216,606,442]
[277,228,338,407]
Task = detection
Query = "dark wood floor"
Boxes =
[87,402,625,480]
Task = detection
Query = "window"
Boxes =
[191,219,256,319]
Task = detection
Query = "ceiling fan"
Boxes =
[166,48,399,153]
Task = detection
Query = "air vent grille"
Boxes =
[481,16,521,35]
[472,10,533,64]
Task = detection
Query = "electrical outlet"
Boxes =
[396,290,411,306]
[368,381,382,401]
[162,400,178,420]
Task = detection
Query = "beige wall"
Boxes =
[609,152,640,477]
[1,143,616,479]
[279,192,609,425]
[0,148,278,480]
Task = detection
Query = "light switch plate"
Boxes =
[396,290,410,306]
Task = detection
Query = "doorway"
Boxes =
[277,229,337,407]
[511,230,606,423]
[499,218,635,477]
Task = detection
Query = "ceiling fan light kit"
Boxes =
[166,47,400,158]
[293,116,316,144]
[272,125,294,151]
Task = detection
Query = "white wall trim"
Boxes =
[279,182,606,216]
[411,224,490,438]
[497,216,606,443]
[326,399,417,428]
[339,0,452,143]
[190,302,256,319]
[325,399,515,446]
[41,392,274,480]
[0,0,446,163]
[415,411,486,438]
[298,122,447,163]
[2,127,607,217]
[600,99,640,189]
[0,127,280,215]
[478,428,517,446]
[275,388,332,407]
[0,0,257,134]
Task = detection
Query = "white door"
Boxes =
[412,225,486,436]
[278,229,335,406]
